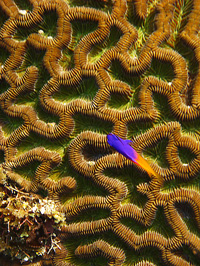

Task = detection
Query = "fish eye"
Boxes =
[107,134,111,139]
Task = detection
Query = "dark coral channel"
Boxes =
[0,0,200,265]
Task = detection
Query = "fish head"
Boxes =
[107,133,119,144]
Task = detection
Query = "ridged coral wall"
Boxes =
[0,0,200,265]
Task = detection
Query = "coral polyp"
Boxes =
[0,0,200,265]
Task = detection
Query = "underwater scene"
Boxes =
[0,0,200,265]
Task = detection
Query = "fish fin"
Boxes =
[115,135,132,146]
[115,135,125,145]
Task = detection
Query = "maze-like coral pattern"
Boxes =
[0,0,200,265]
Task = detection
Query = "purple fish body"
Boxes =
[107,133,137,162]
[107,133,157,177]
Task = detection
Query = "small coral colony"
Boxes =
[0,0,200,265]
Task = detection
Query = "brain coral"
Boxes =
[0,0,200,265]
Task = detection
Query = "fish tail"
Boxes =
[133,153,161,179]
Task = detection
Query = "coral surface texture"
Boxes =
[0,0,200,265]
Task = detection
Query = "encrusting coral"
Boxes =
[0,168,66,263]
[0,0,200,265]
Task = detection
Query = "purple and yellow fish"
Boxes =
[107,133,157,177]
